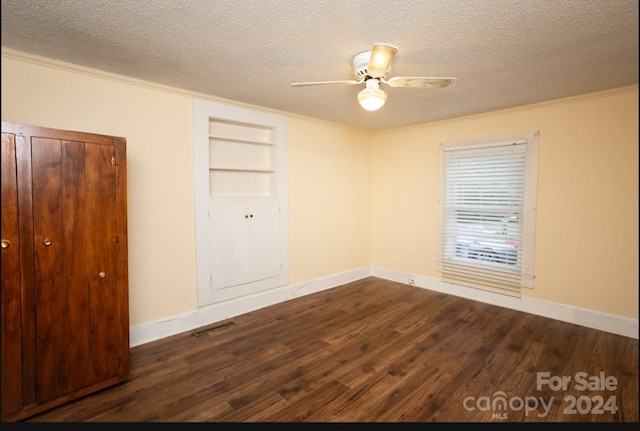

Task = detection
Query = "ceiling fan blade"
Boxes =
[366,43,398,77]
[383,76,457,88]
[291,80,362,87]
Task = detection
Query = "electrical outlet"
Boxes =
[408,277,416,285]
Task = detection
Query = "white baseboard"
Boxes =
[371,265,639,340]
[129,266,371,347]
[130,265,637,347]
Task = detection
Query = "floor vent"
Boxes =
[191,321,234,337]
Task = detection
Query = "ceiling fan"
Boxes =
[290,43,457,111]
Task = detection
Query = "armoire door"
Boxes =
[1,131,23,418]
[30,137,125,403]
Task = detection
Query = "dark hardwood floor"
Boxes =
[25,277,638,422]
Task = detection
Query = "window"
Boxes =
[437,131,539,296]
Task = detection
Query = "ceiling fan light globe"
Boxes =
[358,79,387,111]
[358,89,387,111]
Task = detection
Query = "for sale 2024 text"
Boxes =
[537,371,618,415]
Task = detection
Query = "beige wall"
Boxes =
[2,55,197,324]
[371,88,639,318]
[2,52,638,327]
[288,118,372,283]
[1,53,372,325]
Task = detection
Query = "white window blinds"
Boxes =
[438,132,539,296]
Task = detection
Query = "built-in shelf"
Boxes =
[209,167,275,172]
[209,170,275,197]
[208,119,276,197]
[208,119,273,145]
[209,136,275,146]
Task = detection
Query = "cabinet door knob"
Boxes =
[43,238,53,246]
[1,239,10,249]
[98,272,106,279]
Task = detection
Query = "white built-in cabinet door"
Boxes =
[210,198,281,290]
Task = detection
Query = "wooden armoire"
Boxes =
[1,122,130,422]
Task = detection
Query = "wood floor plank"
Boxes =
[262,379,352,422]
[25,277,638,423]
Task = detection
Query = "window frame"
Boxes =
[437,131,539,295]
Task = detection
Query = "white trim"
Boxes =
[193,98,289,306]
[129,266,371,347]
[440,133,533,151]
[441,138,527,151]
[130,265,637,347]
[437,131,539,290]
[371,266,638,340]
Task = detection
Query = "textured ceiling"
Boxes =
[1,0,638,131]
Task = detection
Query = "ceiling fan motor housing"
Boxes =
[352,50,392,80]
